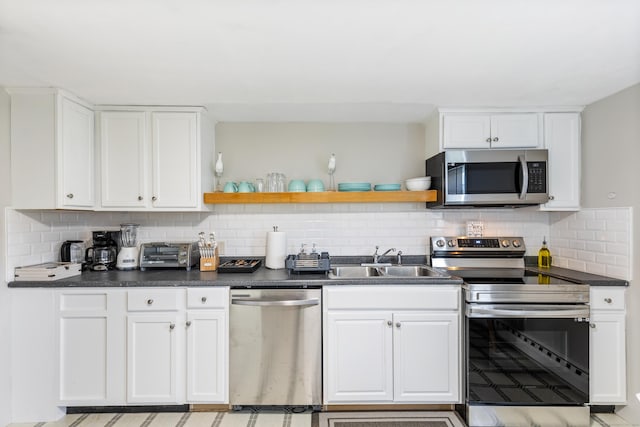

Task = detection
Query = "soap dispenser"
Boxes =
[538,237,551,268]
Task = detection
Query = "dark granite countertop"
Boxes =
[8,255,463,288]
[525,265,628,286]
[9,255,627,288]
[523,256,628,286]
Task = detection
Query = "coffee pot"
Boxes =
[85,230,119,271]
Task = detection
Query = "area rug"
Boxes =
[318,411,466,427]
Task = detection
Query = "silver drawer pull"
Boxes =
[387,320,392,327]
[186,321,192,327]
[605,298,613,303]
[201,296,207,303]
[169,323,175,330]
[146,299,154,305]
[395,322,401,328]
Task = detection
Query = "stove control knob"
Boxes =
[512,240,522,248]
[501,240,510,247]
[435,239,445,248]
[447,240,455,247]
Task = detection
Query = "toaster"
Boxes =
[139,242,200,271]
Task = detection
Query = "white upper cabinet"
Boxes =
[442,113,541,149]
[9,88,95,209]
[99,111,147,208]
[97,107,214,211]
[540,112,581,211]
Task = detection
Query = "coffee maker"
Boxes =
[85,230,119,271]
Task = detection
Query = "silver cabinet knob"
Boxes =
[146,299,154,305]
[590,323,596,328]
[605,298,613,303]
[186,321,192,327]
[201,296,207,303]
[548,195,555,200]
[152,196,157,201]
[485,138,491,143]
[395,322,401,328]
[66,193,74,199]
[138,196,143,201]
[387,320,393,327]
[493,137,499,142]
[169,323,175,330]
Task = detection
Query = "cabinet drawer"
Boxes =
[324,286,460,310]
[59,292,108,312]
[591,287,626,311]
[127,289,182,311]
[187,287,228,309]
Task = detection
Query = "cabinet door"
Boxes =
[186,310,227,403]
[393,312,459,403]
[59,314,108,403]
[541,113,581,210]
[442,115,491,149]
[99,111,148,208]
[151,112,199,208]
[590,312,626,404]
[59,97,95,208]
[127,313,181,403]
[325,311,393,402]
[490,114,540,148]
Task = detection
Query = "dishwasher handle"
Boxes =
[231,297,320,308]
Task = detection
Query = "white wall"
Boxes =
[0,88,12,425]
[581,83,640,422]
[215,122,427,187]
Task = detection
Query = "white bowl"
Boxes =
[405,176,431,191]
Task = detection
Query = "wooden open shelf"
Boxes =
[203,190,437,204]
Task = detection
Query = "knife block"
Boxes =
[200,247,219,271]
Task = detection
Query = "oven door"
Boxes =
[465,304,589,407]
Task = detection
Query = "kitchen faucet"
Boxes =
[373,246,396,264]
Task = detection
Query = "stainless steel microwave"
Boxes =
[425,149,549,208]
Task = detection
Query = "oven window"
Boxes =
[448,163,521,194]
[466,317,589,405]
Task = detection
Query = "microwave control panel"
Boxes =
[527,162,547,193]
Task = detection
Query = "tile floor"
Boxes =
[6,411,640,427]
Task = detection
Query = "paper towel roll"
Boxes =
[265,230,287,269]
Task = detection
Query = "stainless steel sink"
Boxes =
[329,265,381,278]
[328,265,450,280]
[378,266,445,277]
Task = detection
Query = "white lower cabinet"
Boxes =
[56,287,228,407]
[590,287,627,405]
[57,290,126,406]
[127,312,182,403]
[323,286,460,404]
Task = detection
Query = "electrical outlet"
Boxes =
[217,241,225,254]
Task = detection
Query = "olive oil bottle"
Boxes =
[538,237,551,268]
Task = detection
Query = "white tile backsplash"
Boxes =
[4,205,632,282]
[550,207,633,280]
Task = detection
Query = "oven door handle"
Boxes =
[466,304,589,319]
[518,154,528,199]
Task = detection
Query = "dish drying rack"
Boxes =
[285,244,330,274]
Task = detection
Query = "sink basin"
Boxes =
[329,265,381,278]
[328,265,450,280]
[379,266,445,277]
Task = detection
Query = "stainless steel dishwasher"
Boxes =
[229,288,322,407]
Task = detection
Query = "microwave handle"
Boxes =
[518,155,528,199]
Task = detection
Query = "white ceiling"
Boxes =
[1,0,639,122]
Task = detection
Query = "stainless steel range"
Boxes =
[430,236,591,427]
